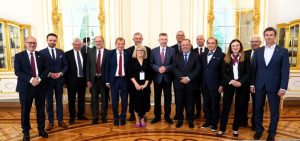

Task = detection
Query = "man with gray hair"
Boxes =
[240,35,262,130]
[65,38,88,125]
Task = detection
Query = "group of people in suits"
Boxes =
[15,27,289,141]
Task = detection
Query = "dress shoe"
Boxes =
[211,125,217,132]
[38,129,48,138]
[77,116,89,120]
[46,123,54,131]
[188,122,195,129]
[240,122,248,127]
[128,115,136,121]
[69,118,75,125]
[58,122,68,128]
[120,120,126,126]
[251,125,257,131]
[194,114,201,120]
[135,123,141,128]
[267,134,275,141]
[22,131,30,141]
[201,122,211,128]
[216,131,224,137]
[253,132,263,140]
[141,123,146,128]
[174,115,178,120]
[233,130,239,137]
[165,118,174,124]
[150,117,161,124]
[114,120,119,126]
[102,118,107,123]
[176,121,183,128]
[92,120,98,125]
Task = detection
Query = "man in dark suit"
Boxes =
[81,37,91,55]
[150,33,175,125]
[241,35,262,130]
[192,35,208,120]
[171,31,185,54]
[86,36,109,124]
[173,39,200,129]
[200,37,225,132]
[40,33,68,131]
[65,38,88,125]
[251,27,290,141]
[126,32,152,121]
[105,37,130,126]
[14,36,49,141]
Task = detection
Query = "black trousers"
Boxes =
[193,88,202,116]
[90,76,108,120]
[67,77,86,119]
[153,81,172,118]
[19,86,46,132]
[175,88,194,122]
[202,86,220,126]
[219,85,248,131]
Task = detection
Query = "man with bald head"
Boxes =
[241,35,262,130]
[15,36,49,140]
[86,36,110,124]
[65,38,88,125]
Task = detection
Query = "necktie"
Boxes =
[200,48,203,55]
[178,45,181,52]
[161,48,165,64]
[208,51,213,56]
[77,51,83,76]
[184,54,188,65]
[30,53,37,77]
[51,48,55,60]
[96,49,101,75]
[118,51,122,76]
[232,54,239,65]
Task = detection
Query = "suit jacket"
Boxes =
[251,45,289,91]
[222,57,250,86]
[172,51,200,90]
[171,44,181,54]
[105,49,130,84]
[150,46,175,84]
[40,47,68,84]
[81,45,91,55]
[86,47,109,82]
[127,45,151,60]
[201,48,225,90]
[193,47,208,87]
[14,51,49,93]
[65,49,87,87]
[193,47,208,56]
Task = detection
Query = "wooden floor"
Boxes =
[1,104,300,141]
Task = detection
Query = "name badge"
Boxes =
[139,71,145,80]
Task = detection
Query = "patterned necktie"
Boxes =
[232,54,239,65]
[118,51,122,76]
[96,49,101,75]
[30,53,37,77]
[161,48,165,64]
[77,51,83,76]
[208,51,214,56]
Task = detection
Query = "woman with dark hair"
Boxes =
[217,39,250,137]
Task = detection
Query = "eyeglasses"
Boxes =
[26,42,36,44]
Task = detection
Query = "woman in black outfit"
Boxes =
[217,39,250,137]
[128,44,151,128]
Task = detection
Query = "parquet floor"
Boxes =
[1,104,300,141]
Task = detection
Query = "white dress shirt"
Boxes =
[264,44,276,66]
[198,46,206,55]
[47,47,56,59]
[207,49,216,63]
[115,49,125,76]
[73,49,83,77]
[160,46,166,56]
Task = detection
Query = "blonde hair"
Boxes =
[132,44,147,59]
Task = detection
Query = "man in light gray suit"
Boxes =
[86,36,110,124]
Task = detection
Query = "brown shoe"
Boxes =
[58,122,68,129]
[46,123,54,131]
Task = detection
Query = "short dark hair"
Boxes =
[115,37,125,44]
[83,37,91,43]
[159,33,168,37]
[263,27,277,36]
[47,33,57,39]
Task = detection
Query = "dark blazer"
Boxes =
[65,49,87,87]
[86,47,109,82]
[14,51,49,93]
[40,48,68,84]
[105,49,130,84]
[81,45,91,55]
[251,45,289,91]
[192,47,208,56]
[172,51,200,90]
[127,45,151,60]
[171,44,181,54]
[222,57,250,85]
[150,46,175,84]
[201,48,225,90]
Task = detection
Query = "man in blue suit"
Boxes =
[14,36,49,141]
[150,33,175,125]
[105,37,130,126]
[40,33,68,131]
[251,27,290,141]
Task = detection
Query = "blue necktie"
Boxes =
[208,51,214,56]
[51,48,55,60]
[184,54,188,65]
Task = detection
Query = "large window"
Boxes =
[58,0,100,51]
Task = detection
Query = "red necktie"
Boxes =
[232,54,239,65]
[118,51,122,76]
[30,53,37,77]
[161,48,165,64]
[96,49,101,75]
